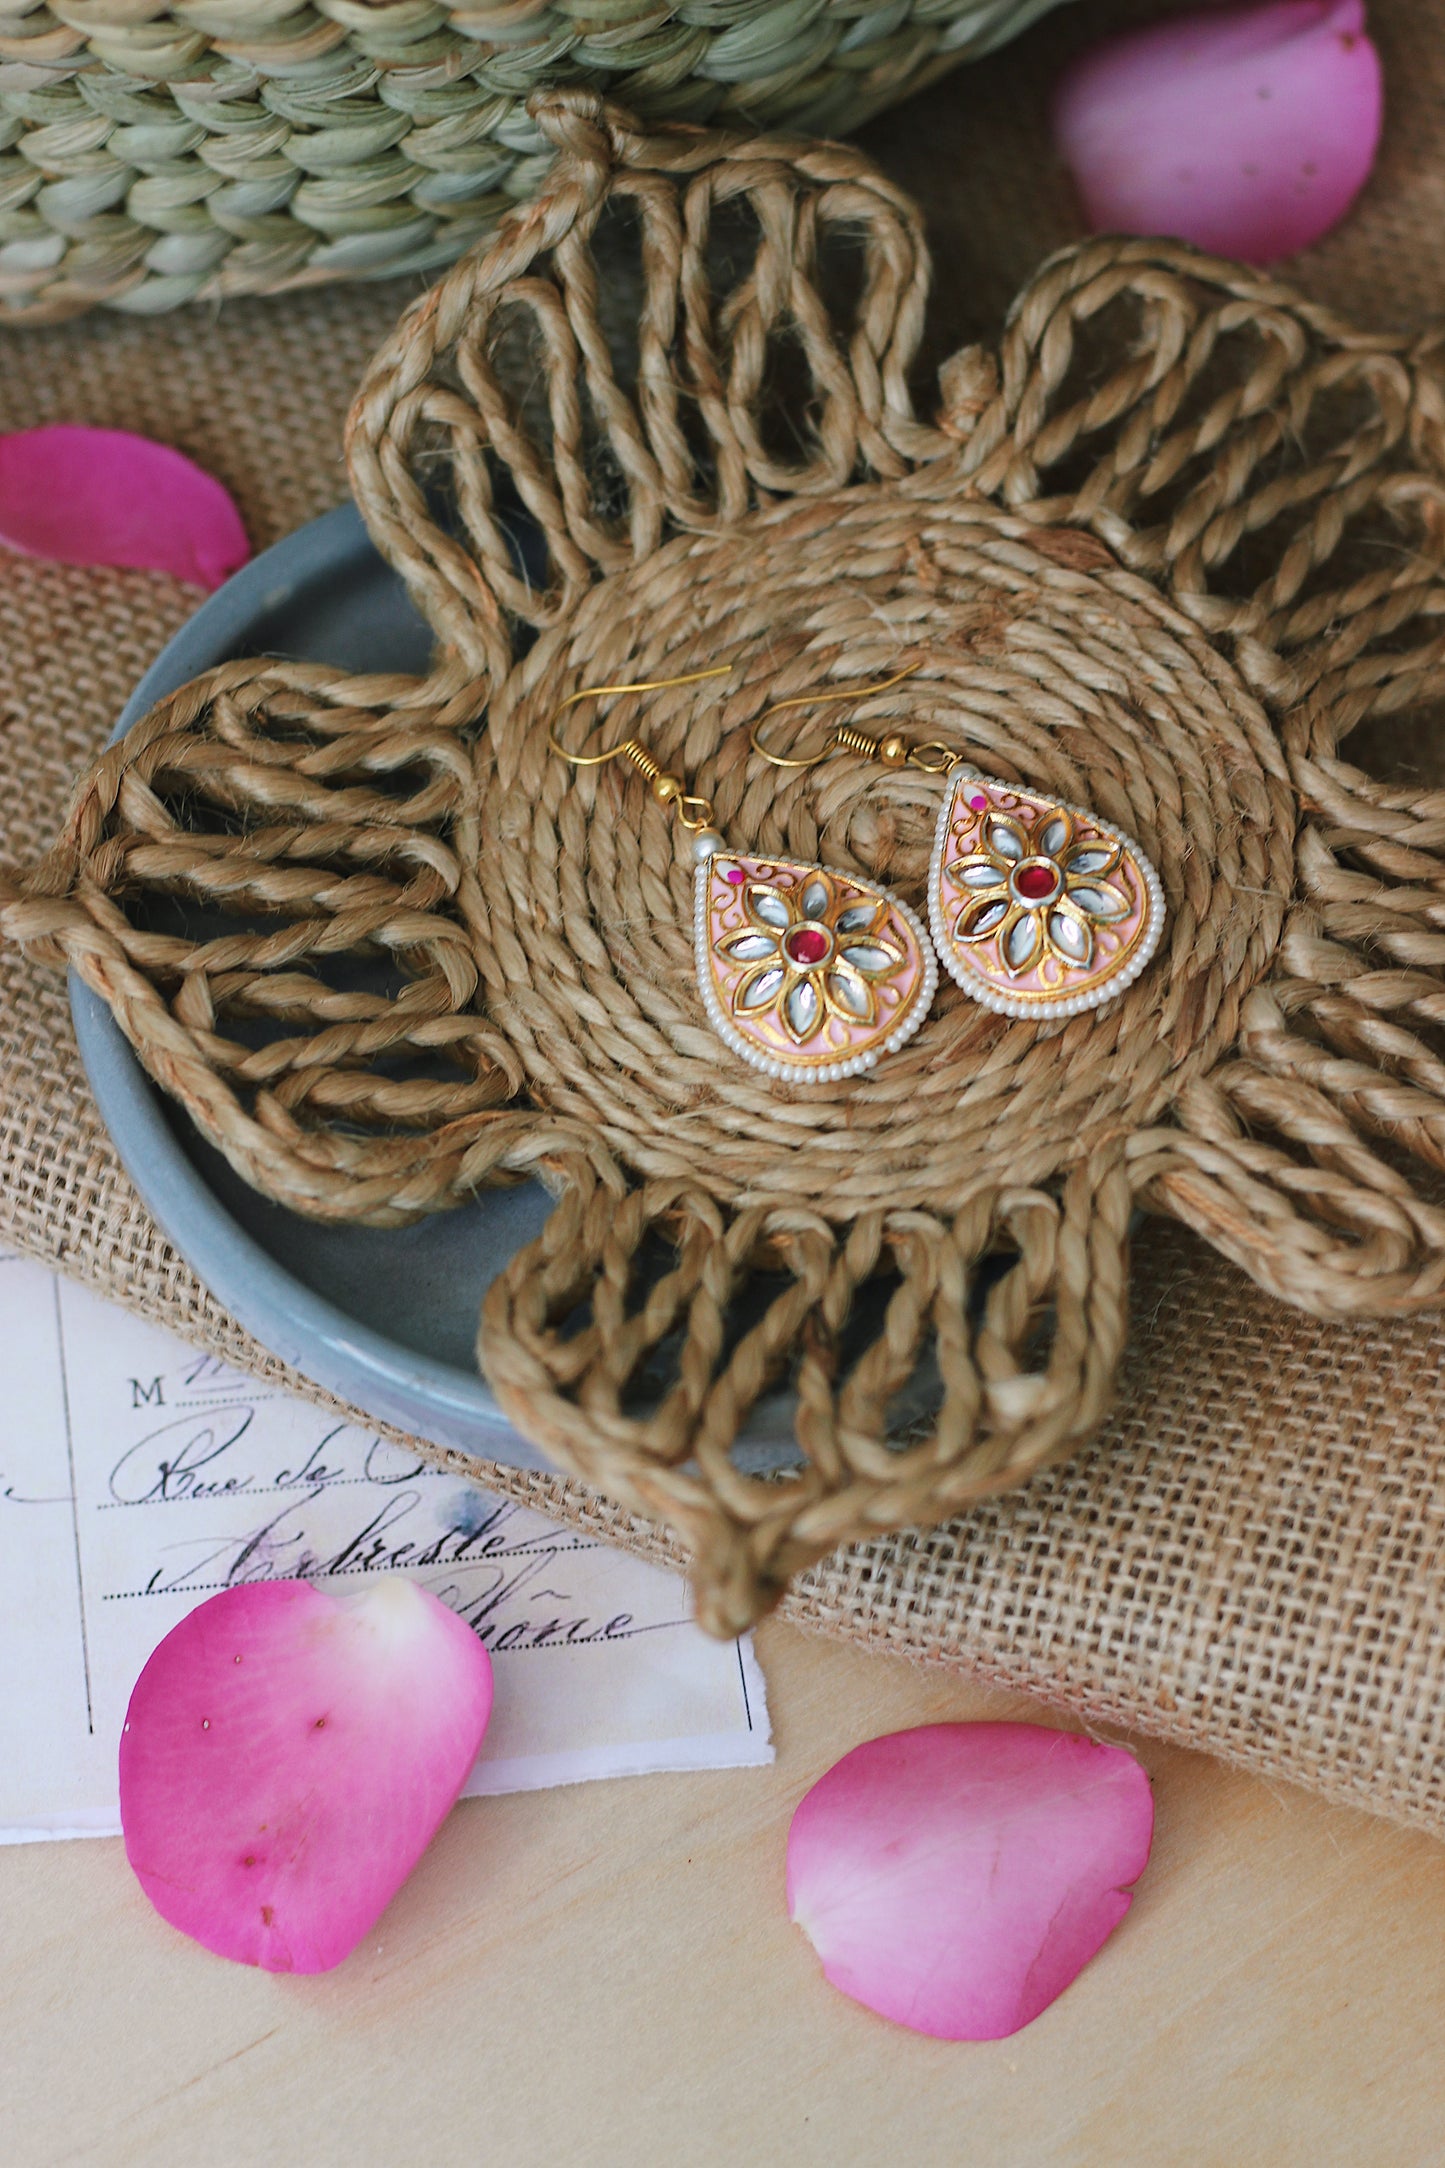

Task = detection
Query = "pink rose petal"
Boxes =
[119,1578,493,1973]
[0,425,249,590]
[1053,1,1383,265]
[787,1723,1154,2039]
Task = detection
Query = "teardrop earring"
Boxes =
[927,768,1165,1018]
[548,666,937,1083]
[751,679,1166,1021]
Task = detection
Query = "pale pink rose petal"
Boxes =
[0,425,249,589]
[1053,1,1383,264]
[787,1723,1154,2039]
[119,1578,493,1973]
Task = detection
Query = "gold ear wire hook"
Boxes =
[749,663,925,769]
[547,663,733,834]
[547,664,732,765]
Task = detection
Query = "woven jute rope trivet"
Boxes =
[10,89,1445,1654]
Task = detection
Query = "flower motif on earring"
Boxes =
[700,856,935,1081]
[930,774,1164,1020]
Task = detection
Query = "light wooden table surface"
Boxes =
[6,1617,1443,2168]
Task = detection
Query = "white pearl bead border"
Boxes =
[927,772,1168,1022]
[693,858,938,1083]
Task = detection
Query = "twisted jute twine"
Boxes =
[10,92,1445,1631]
[0,0,1073,323]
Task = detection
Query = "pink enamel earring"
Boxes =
[549,667,937,1084]
[751,674,1166,1021]
[927,769,1165,1019]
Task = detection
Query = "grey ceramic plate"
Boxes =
[72,504,810,1473]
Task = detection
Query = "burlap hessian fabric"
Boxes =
[5,0,1445,1834]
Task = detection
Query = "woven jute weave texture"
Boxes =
[4,0,1445,1832]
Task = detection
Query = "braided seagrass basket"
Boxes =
[0,0,1072,322]
[11,91,1445,1632]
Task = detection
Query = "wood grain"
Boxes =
[5,1621,1444,2168]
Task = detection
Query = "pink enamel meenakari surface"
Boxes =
[930,775,1165,1020]
[695,855,936,1082]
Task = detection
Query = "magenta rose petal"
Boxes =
[119,1579,493,1973]
[1053,0,1383,265]
[786,1723,1154,2040]
[0,425,249,589]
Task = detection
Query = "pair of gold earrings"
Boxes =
[549,662,1165,1085]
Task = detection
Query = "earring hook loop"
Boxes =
[749,663,925,768]
[547,664,732,764]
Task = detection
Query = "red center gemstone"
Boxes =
[1014,862,1057,901]
[786,925,830,965]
